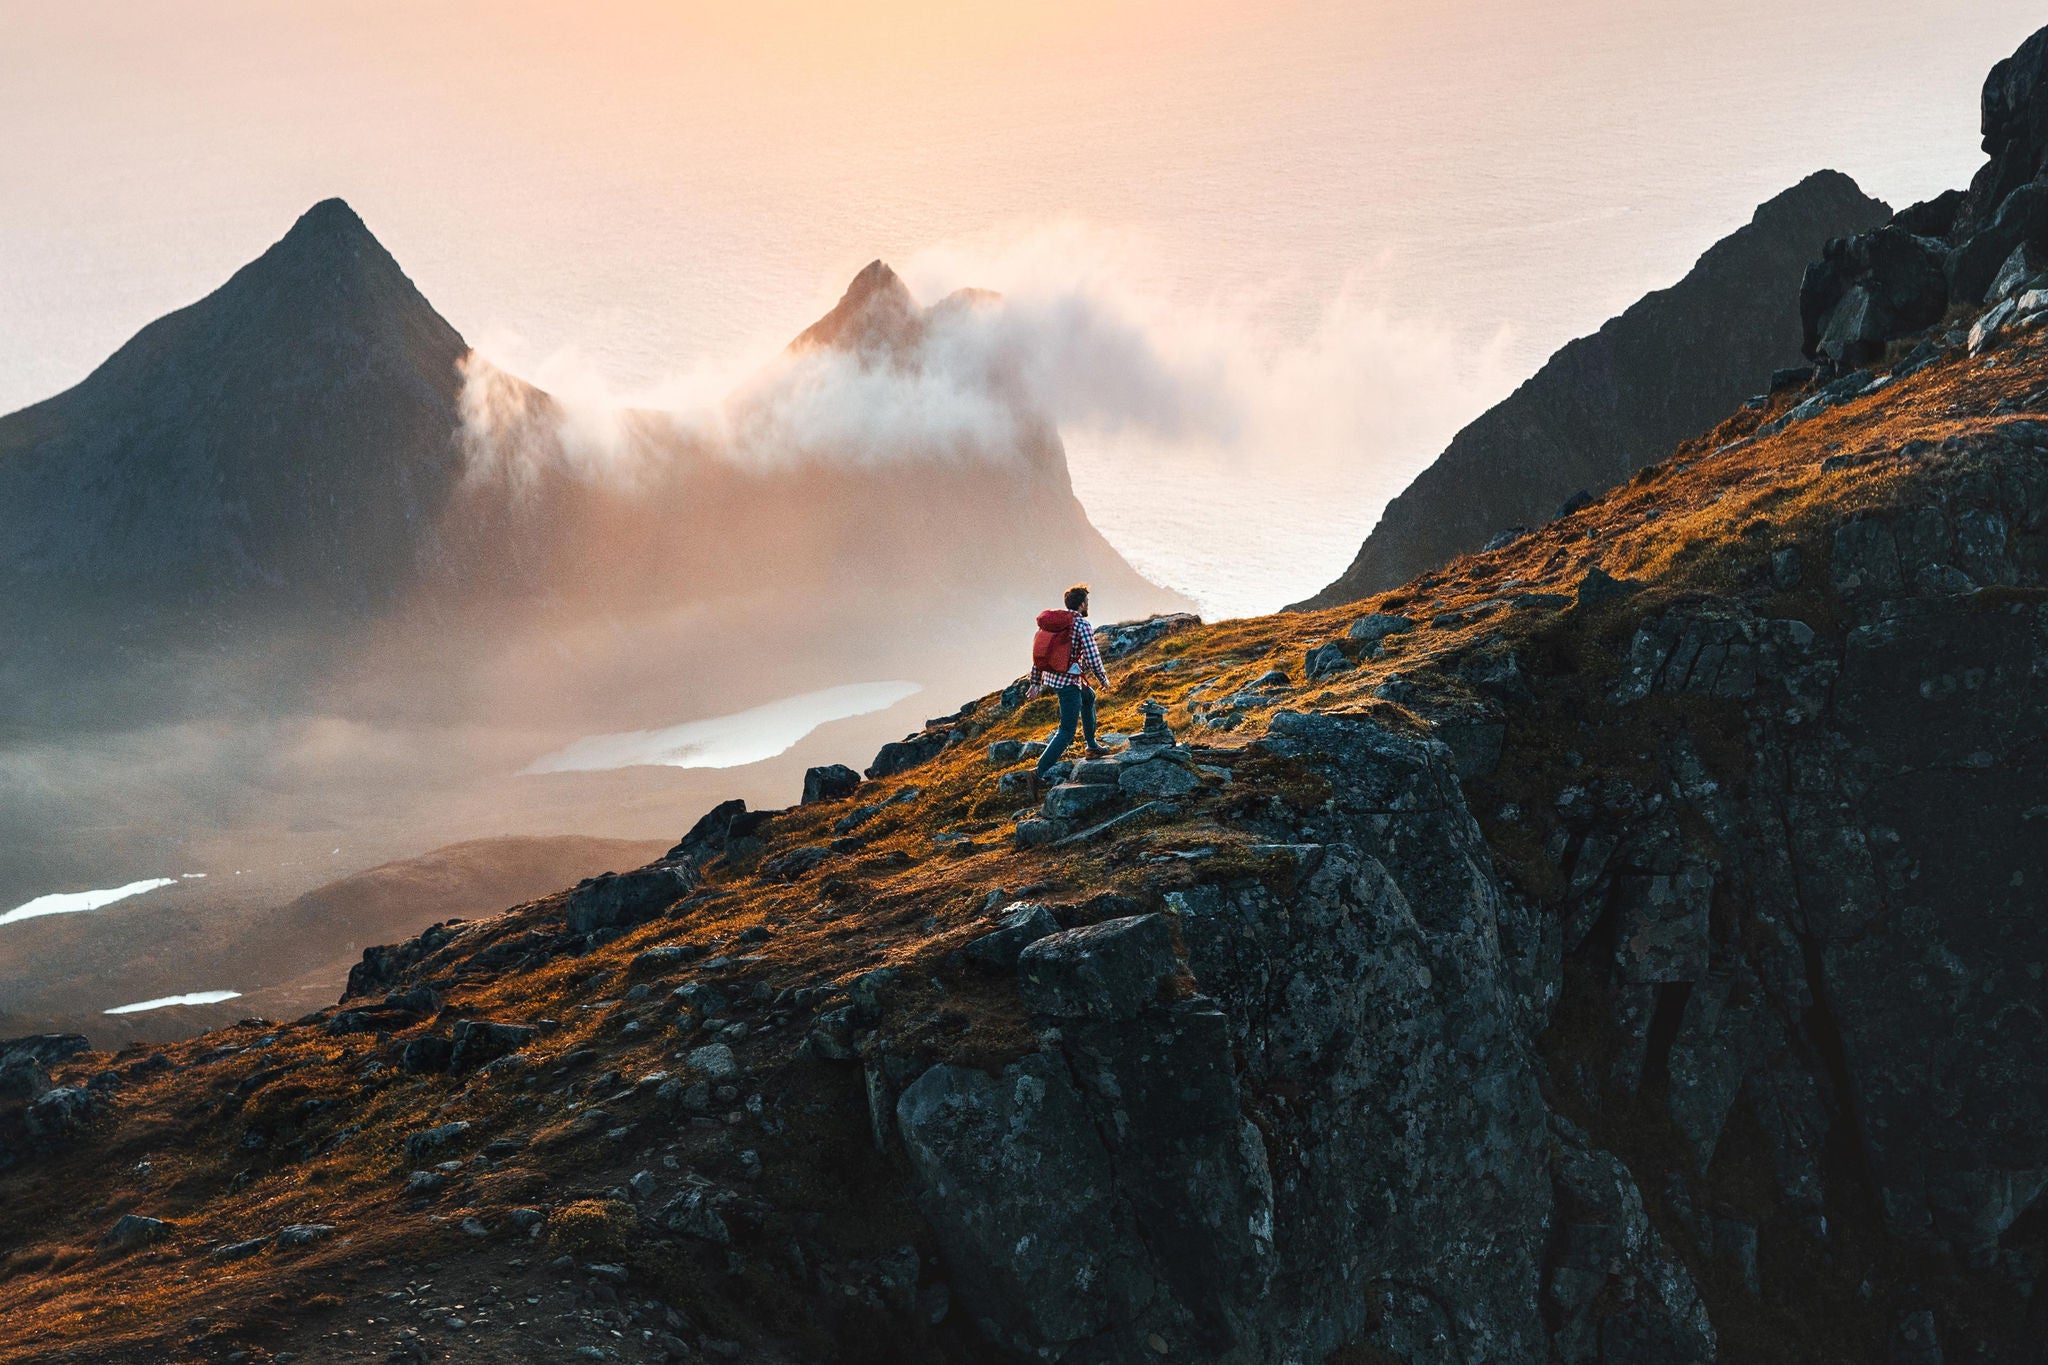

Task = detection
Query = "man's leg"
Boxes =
[1079,687,1099,746]
[1036,686,1082,779]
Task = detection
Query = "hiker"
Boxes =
[1028,583,1111,795]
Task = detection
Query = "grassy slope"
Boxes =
[2,325,2044,1363]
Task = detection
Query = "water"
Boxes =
[3,2,2041,613]
[523,680,923,775]
[1,878,178,927]
[104,990,241,1015]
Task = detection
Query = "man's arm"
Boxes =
[1078,619,1109,689]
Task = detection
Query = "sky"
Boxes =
[3,0,2041,614]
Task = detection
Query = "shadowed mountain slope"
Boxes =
[3,281,2044,1361]
[1296,170,1890,609]
[0,199,469,626]
[0,836,669,1048]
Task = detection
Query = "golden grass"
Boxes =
[2,323,2043,1358]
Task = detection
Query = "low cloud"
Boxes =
[457,220,1516,491]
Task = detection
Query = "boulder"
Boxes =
[211,1237,271,1261]
[1303,642,1352,680]
[1347,612,1415,645]
[1016,914,1178,1022]
[1013,818,1059,848]
[1068,757,1122,785]
[630,944,696,975]
[1556,487,1597,516]
[666,799,750,862]
[102,1214,174,1249]
[1092,613,1201,658]
[800,764,861,804]
[276,1223,336,1250]
[1970,296,2019,354]
[867,730,950,780]
[764,845,831,880]
[657,1188,732,1244]
[404,1121,472,1161]
[1949,183,2048,305]
[1548,1128,1716,1364]
[0,1052,51,1102]
[383,985,441,1016]
[895,1055,1134,1352]
[24,1085,105,1139]
[1042,783,1117,822]
[963,904,1061,970]
[1988,242,2044,300]
[1802,226,1950,365]
[1117,757,1200,798]
[1576,565,1634,608]
[448,1020,539,1073]
[0,1034,91,1068]
[686,1043,739,1082]
[986,739,1023,765]
[400,1036,454,1075]
[565,863,698,935]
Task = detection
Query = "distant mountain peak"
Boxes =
[791,259,921,354]
[291,195,372,235]
[0,196,472,624]
[232,197,420,301]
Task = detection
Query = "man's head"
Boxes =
[1064,583,1090,615]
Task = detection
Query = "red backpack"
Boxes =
[1033,609,1075,674]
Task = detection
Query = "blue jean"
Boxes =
[1036,685,1097,776]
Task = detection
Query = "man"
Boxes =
[1029,583,1110,796]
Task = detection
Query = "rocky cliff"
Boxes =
[2,257,2043,1362]
[7,38,2048,1363]
[1296,170,1889,610]
[1803,24,2048,369]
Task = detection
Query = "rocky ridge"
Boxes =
[1296,169,1889,609]
[7,35,2048,1359]
[1804,24,2048,370]
[2,267,2045,1362]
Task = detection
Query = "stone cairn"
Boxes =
[1131,699,1175,751]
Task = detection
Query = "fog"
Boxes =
[461,224,1516,616]
[1,262,1187,1037]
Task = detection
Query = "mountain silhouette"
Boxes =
[0,199,469,628]
[1296,170,1891,608]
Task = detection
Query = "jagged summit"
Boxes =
[1805,22,2048,366]
[789,258,922,354]
[269,196,380,259]
[0,199,470,634]
[229,198,440,320]
[1294,167,1888,608]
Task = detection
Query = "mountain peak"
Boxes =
[243,196,405,290]
[0,195,471,624]
[790,259,920,354]
[294,195,370,231]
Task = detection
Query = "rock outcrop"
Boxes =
[8,40,2048,1365]
[1804,24,2048,367]
[1297,170,1889,608]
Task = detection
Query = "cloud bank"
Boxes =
[457,221,1520,612]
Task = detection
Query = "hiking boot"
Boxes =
[1083,743,1110,759]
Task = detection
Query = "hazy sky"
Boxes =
[3,0,2040,612]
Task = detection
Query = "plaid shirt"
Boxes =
[1032,614,1108,692]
